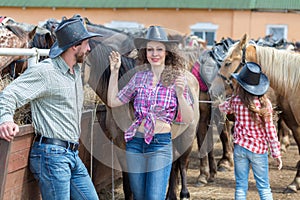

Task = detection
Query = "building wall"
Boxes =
[0,7,299,41]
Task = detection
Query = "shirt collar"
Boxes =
[52,56,80,75]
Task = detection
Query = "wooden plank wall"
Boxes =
[1,125,41,200]
[0,107,121,199]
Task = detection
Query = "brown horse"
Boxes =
[190,38,237,186]
[0,24,37,77]
[210,34,300,193]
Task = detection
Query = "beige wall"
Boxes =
[1,7,300,41]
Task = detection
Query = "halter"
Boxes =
[217,46,246,90]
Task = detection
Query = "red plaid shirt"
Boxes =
[117,69,192,144]
[219,95,281,158]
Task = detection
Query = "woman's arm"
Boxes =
[175,74,194,123]
[107,51,124,107]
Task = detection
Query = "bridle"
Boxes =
[217,46,246,90]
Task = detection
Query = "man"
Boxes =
[0,16,102,199]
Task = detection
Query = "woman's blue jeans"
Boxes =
[126,132,173,200]
[234,144,273,200]
[29,141,98,200]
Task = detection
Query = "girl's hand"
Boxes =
[175,74,187,96]
[276,157,283,170]
[109,51,121,73]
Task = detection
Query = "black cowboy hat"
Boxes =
[134,25,178,49]
[231,62,269,96]
[49,17,102,58]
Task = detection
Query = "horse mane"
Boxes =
[255,45,300,97]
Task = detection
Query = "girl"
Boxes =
[218,62,282,200]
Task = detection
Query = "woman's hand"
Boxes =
[175,74,187,96]
[109,51,121,73]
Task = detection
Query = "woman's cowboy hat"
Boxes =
[231,62,269,96]
[134,26,178,49]
[49,17,102,58]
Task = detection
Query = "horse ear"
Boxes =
[238,33,248,49]
[28,26,37,41]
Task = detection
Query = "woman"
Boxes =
[218,62,282,200]
[107,25,194,200]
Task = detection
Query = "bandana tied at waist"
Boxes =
[124,112,157,144]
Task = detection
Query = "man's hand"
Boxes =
[0,121,19,142]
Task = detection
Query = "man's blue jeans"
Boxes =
[126,132,172,200]
[29,141,98,200]
[234,144,273,200]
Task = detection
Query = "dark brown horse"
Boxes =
[190,38,237,186]
[82,21,200,199]
[210,34,300,193]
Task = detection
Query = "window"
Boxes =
[266,25,287,40]
[190,22,219,46]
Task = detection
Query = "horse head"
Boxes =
[0,24,37,77]
[209,34,248,99]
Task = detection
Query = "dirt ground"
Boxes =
[99,137,300,200]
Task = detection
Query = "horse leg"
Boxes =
[122,172,133,200]
[278,118,291,153]
[284,125,300,193]
[207,150,217,182]
[206,118,217,182]
[179,149,192,200]
[166,161,179,200]
[196,94,211,186]
[217,119,234,172]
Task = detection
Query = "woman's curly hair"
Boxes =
[136,43,186,86]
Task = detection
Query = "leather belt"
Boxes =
[34,134,79,151]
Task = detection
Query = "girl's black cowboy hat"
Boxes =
[134,26,179,49]
[231,62,269,96]
[49,17,102,58]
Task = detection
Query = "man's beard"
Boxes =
[76,53,85,63]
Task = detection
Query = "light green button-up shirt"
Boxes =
[0,57,83,143]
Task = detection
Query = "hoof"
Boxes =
[208,176,215,183]
[283,186,297,194]
[195,175,207,187]
[217,164,232,172]
[180,191,190,200]
[217,165,228,172]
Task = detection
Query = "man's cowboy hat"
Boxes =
[134,26,178,49]
[49,17,102,58]
[231,62,269,96]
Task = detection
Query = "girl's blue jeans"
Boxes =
[29,141,99,200]
[126,132,172,200]
[234,144,273,200]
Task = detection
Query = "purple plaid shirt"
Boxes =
[117,69,192,144]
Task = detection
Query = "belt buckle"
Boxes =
[70,143,78,151]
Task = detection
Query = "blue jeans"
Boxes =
[234,144,273,200]
[29,141,98,200]
[126,132,172,200]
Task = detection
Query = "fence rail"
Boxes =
[0,47,50,66]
